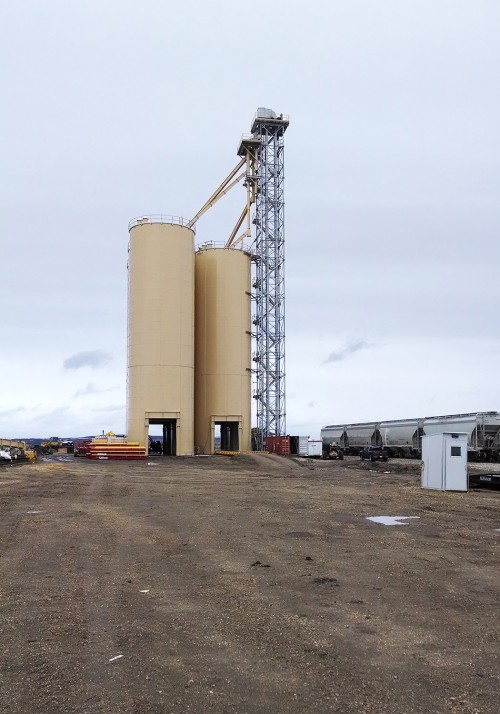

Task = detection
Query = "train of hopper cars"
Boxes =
[321,411,500,462]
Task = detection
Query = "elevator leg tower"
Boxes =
[251,110,289,450]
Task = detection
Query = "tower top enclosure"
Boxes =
[251,107,289,132]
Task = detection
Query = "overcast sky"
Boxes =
[2,0,499,439]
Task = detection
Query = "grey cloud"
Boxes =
[64,351,112,371]
[4,402,125,439]
[74,383,99,397]
[18,406,72,433]
[0,406,26,418]
[73,383,118,398]
[90,404,126,413]
[325,340,371,364]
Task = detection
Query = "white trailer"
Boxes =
[307,440,323,458]
[421,432,468,492]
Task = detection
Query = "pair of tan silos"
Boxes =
[127,217,251,455]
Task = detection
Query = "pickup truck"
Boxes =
[359,446,389,462]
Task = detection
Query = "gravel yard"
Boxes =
[0,454,498,713]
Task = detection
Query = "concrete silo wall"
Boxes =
[127,220,195,455]
[194,247,251,454]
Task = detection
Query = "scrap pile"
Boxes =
[79,434,146,460]
[0,439,34,465]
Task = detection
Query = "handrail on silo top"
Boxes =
[195,240,254,255]
[128,215,195,232]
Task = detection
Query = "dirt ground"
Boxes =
[0,454,499,714]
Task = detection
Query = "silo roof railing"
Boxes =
[195,240,253,254]
[128,215,195,232]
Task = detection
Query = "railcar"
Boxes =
[423,412,500,461]
[321,412,500,461]
[378,419,423,458]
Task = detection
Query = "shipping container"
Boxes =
[298,436,309,456]
[264,436,290,455]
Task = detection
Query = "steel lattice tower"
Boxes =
[250,110,289,449]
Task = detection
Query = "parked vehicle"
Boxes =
[324,443,344,460]
[40,437,74,455]
[74,440,91,457]
[359,446,388,462]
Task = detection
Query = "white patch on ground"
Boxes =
[367,516,420,526]
[139,589,150,593]
[108,655,124,663]
[26,510,42,515]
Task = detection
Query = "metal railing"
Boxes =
[195,240,254,254]
[128,215,195,232]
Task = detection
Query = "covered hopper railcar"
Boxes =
[321,412,500,461]
[378,419,423,457]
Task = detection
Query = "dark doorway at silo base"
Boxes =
[216,422,239,451]
[148,419,177,456]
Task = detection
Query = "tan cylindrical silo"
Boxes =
[127,218,194,455]
[194,247,251,454]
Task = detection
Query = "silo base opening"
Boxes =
[148,419,177,456]
[215,421,239,452]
